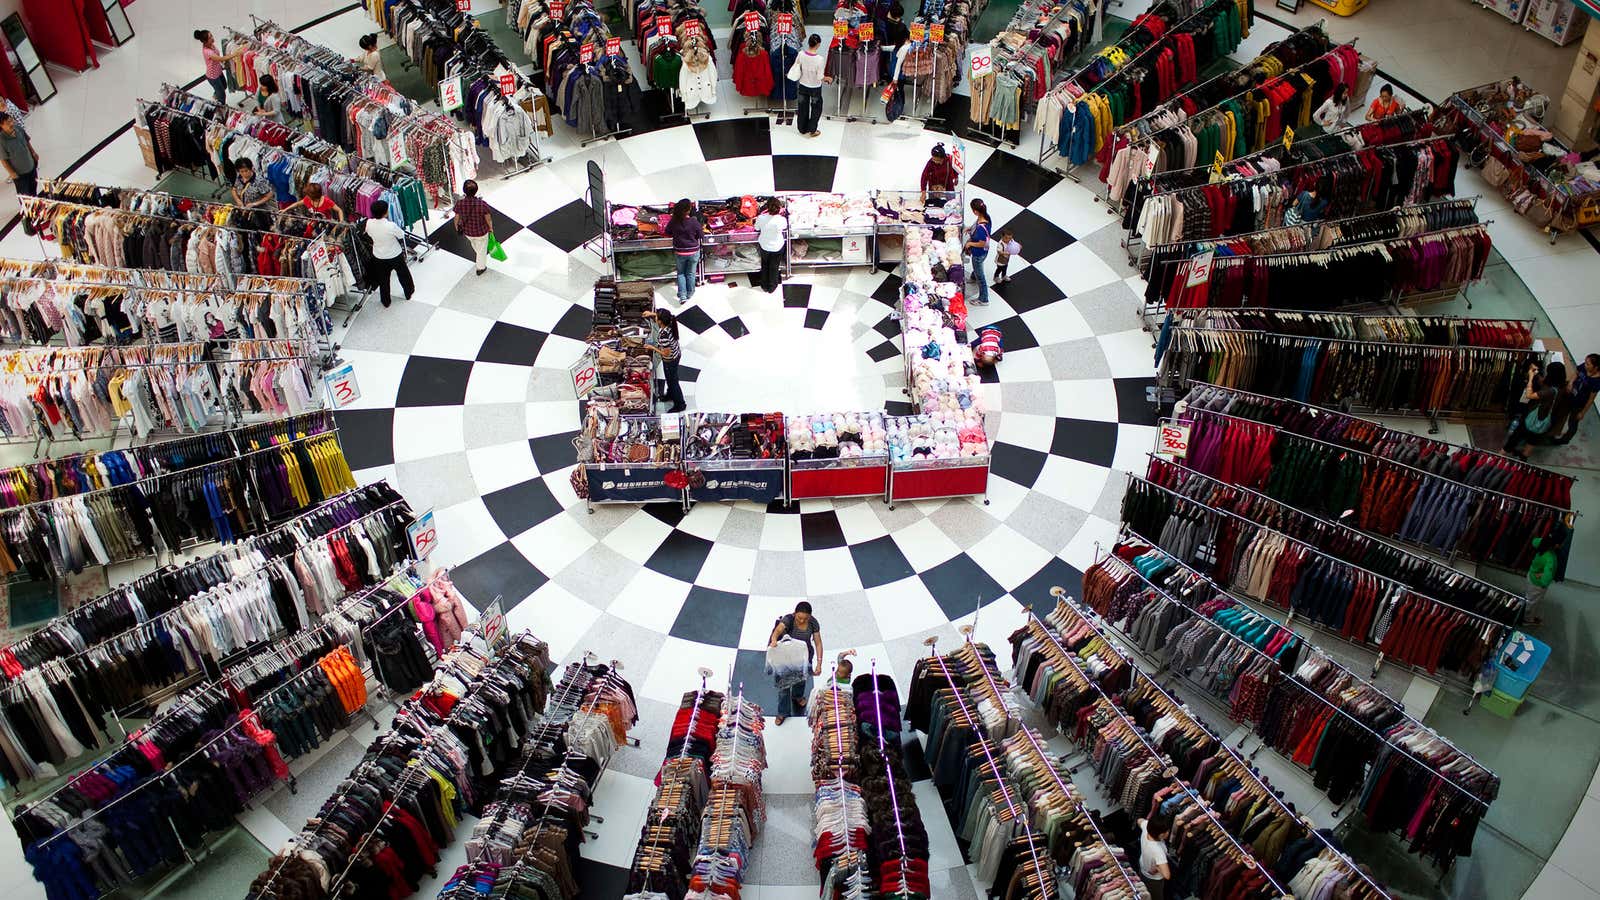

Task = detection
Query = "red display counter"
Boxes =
[789,459,891,500]
[888,458,990,504]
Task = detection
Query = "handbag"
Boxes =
[1480,156,1509,188]
[1525,404,1554,435]
[597,346,625,372]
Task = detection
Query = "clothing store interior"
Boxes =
[2,0,1600,897]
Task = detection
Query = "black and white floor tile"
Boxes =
[331,120,1160,894]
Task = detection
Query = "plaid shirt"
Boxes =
[453,196,492,237]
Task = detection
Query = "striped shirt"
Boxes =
[654,325,681,361]
[203,46,224,80]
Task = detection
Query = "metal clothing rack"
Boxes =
[1030,595,1395,896]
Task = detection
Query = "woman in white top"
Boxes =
[357,34,388,83]
[787,34,831,137]
[754,198,788,294]
[364,200,413,307]
[1139,812,1174,900]
[1313,83,1349,131]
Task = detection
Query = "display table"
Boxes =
[686,458,786,503]
[889,457,991,504]
[788,456,891,499]
[783,192,877,269]
[584,461,686,507]
[872,190,963,264]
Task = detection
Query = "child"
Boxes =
[993,229,1021,286]
[972,326,1003,368]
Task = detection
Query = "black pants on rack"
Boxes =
[759,247,783,292]
[370,252,414,307]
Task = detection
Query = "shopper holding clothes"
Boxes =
[965,198,992,306]
[768,601,823,725]
[921,143,957,199]
[1505,361,1567,459]
[1525,532,1561,626]
[788,34,830,137]
[666,198,703,303]
[1367,83,1404,121]
[230,159,275,211]
[643,309,686,412]
[355,34,388,84]
[195,30,245,107]
[755,198,787,293]
[364,201,413,308]
[1138,810,1174,900]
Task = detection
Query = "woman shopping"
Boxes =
[755,198,787,293]
[965,199,992,306]
[194,30,245,107]
[355,34,388,84]
[644,309,686,413]
[364,201,413,308]
[1139,811,1174,900]
[666,198,703,304]
[767,601,823,725]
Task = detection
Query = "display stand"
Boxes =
[584,461,687,511]
[701,231,763,279]
[686,457,786,504]
[788,455,890,501]
[784,192,876,269]
[871,189,962,265]
[887,454,989,505]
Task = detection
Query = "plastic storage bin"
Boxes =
[1480,689,1525,719]
[1493,632,1551,700]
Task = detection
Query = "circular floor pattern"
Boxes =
[327,117,1165,712]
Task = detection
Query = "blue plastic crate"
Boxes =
[1493,632,1551,701]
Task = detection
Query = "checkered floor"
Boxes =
[330,116,1161,894]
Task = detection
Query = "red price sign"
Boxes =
[774,12,792,34]
[930,23,945,41]
[1156,420,1191,459]
[580,42,595,63]
[606,35,622,55]
[833,20,847,38]
[550,0,564,14]
[743,10,761,30]
[859,21,874,41]
[657,14,673,34]
[321,362,361,408]
[498,72,517,95]
[456,0,470,10]
[909,21,926,41]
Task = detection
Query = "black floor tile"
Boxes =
[332,409,395,469]
[1114,377,1161,426]
[574,860,632,899]
[644,530,715,581]
[732,648,782,712]
[719,317,749,339]
[428,207,522,262]
[850,536,916,589]
[645,503,686,527]
[873,315,901,339]
[867,340,901,362]
[1013,557,1084,612]
[968,152,1062,207]
[482,477,562,537]
[476,321,547,366]
[801,510,847,550]
[991,266,1066,313]
[773,154,839,192]
[989,442,1048,487]
[676,305,717,334]
[1051,417,1118,468]
[694,117,771,160]
[670,586,748,647]
[998,208,1076,262]
[983,315,1038,351]
[870,273,904,305]
[396,356,473,407]
[803,308,828,330]
[978,364,1000,385]
[678,365,701,383]
[783,283,812,308]
[528,431,579,473]
[530,198,603,252]
[920,553,1008,620]
[451,541,547,610]
[550,304,594,341]
[767,498,799,514]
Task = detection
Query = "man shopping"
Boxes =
[0,112,39,198]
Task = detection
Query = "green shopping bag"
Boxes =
[485,232,508,262]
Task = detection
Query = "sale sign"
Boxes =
[322,362,361,408]
[775,12,792,34]
[833,20,847,37]
[1156,420,1191,459]
[499,72,517,96]
[407,508,438,560]
[606,36,622,55]
[1185,249,1214,287]
[580,42,595,63]
[550,0,565,14]
[439,76,463,111]
[969,44,992,79]
[570,349,600,399]
[743,11,761,30]
[456,0,470,9]
[930,23,944,41]
[859,21,874,41]
[657,14,673,34]
[909,21,925,41]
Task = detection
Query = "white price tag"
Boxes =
[407,508,438,560]
[322,362,361,408]
[439,76,464,112]
[570,350,599,399]
[1156,419,1191,459]
[969,45,992,79]
[1185,249,1214,288]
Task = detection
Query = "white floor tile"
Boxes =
[507,582,602,662]
[641,637,739,704]
[866,576,950,640]
[1056,379,1120,422]
[805,545,865,595]
[967,525,1051,591]
[392,408,466,462]
[697,543,759,592]
[464,362,534,406]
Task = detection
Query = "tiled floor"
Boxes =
[7,1,1600,899]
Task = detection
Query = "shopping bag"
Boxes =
[486,231,508,262]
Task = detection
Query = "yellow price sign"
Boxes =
[1282,126,1294,151]
[833,20,847,38]
[909,21,926,41]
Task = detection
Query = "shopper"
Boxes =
[355,34,388,84]
[0,112,40,198]
[230,159,275,210]
[1138,810,1174,900]
[666,198,703,303]
[1525,532,1561,626]
[1282,181,1328,226]
[880,5,909,83]
[1313,83,1350,129]
[768,601,824,725]
[788,34,829,138]
[1366,83,1404,121]
[921,143,956,197]
[255,74,289,126]
[452,180,493,275]
[365,201,413,308]
[285,183,345,222]
[1558,353,1599,444]
[1505,361,1567,459]
[965,198,992,306]
[992,227,1020,286]
[755,198,787,293]
[195,30,244,107]
[644,309,686,412]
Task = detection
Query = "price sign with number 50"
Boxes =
[407,509,438,560]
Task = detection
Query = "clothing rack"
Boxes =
[37,179,360,238]
[1101,532,1499,798]
[1030,595,1395,896]
[1150,106,1433,188]
[867,659,916,896]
